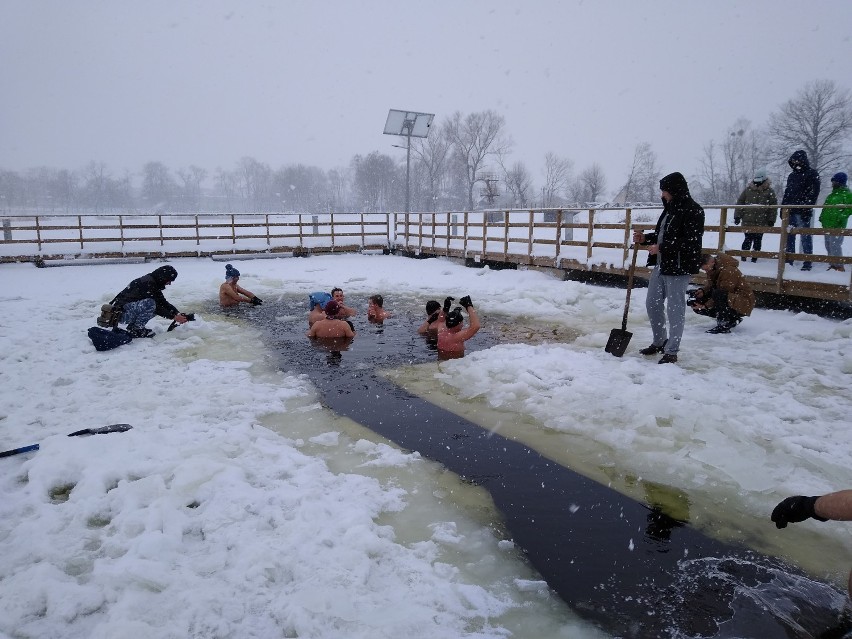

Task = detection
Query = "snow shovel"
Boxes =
[0,424,132,459]
[605,244,639,357]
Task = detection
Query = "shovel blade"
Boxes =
[605,328,632,357]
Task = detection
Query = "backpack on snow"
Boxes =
[88,327,133,351]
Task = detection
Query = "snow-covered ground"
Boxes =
[1,253,851,638]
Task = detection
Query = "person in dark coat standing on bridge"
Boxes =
[633,172,705,364]
[781,150,821,271]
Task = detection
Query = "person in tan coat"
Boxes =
[690,253,754,334]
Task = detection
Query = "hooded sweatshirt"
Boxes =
[642,172,705,275]
[781,150,821,213]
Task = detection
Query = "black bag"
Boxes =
[88,327,133,351]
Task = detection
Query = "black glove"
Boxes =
[459,295,472,309]
[251,296,263,306]
[771,495,827,529]
[443,297,455,314]
[428,311,440,324]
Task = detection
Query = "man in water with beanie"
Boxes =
[109,265,189,338]
[437,295,479,358]
[219,263,263,308]
[633,172,704,364]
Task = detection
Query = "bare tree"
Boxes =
[176,165,208,212]
[446,110,512,211]
[351,151,400,213]
[411,122,451,212]
[141,161,176,211]
[235,157,272,212]
[327,167,349,212]
[578,164,607,203]
[698,120,773,204]
[501,161,533,208]
[768,79,852,176]
[541,152,572,207]
[616,142,661,204]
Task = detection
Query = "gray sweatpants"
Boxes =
[645,268,690,355]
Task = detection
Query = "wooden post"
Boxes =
[503,210,510,260]
[417,213,423,252]
[195,215,200,246]
[360,212,365,249]
[265,214,270,246]
[35,216,42,251]
[120,215,125,248]
[431,212,437,252]
[718,207,728,252]
[776,208,790,294]
[230,214,236,245]
[446,212,451,255]
[527,209,535,263]
[587,209,595,261]
[481,212,487,258]
[78,215,84,249]
[330,212,336,249]
[463,211,469,256]
[623,208,632,266]
[555,210,563,267]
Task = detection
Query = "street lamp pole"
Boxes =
[383,109,434,215]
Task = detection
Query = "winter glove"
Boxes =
[459,295,472,309]
[443,297,455,314]
[770,495,828,529]
[251,296,263,306]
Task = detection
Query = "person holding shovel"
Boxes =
[632,172,704,364]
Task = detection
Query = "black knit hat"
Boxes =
[151,265,178,285]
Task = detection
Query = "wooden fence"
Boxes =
[2,207,850,301]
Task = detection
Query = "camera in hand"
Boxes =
[686,289,703,307]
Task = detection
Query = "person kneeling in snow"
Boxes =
[110,265,189,338]
[219,263,262,308]
[690,253,754,334]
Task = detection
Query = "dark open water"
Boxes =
[227,293,852,639]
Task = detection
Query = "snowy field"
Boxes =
[1,253,851,638]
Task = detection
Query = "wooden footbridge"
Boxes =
[1,206,850,303]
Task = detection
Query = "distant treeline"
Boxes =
[2,80,850,215]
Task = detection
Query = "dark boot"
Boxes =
[658,353,678,364]
[706,324,731,334]
[127,325,155,338]
[640,339,667,355]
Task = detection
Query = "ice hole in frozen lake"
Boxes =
[206,293,852,638]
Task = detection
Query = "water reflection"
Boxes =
[308,336,353,366]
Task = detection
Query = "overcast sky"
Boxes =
[2,0,851,194]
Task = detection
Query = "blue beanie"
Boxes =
[831,172,848,186]
[225,264,240,280]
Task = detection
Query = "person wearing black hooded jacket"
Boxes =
[110,265,188,337]
[632,172,704,364]
[782,149,821,271]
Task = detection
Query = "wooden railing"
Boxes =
[0,212,392,260]
[393,206,852,302]
[2,207,850,301]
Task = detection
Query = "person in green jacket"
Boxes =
[734,168,778,262]
[819,172,852,272]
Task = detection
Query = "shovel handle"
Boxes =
[621,244,640,331]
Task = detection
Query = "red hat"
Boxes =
[324,300,341,316]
